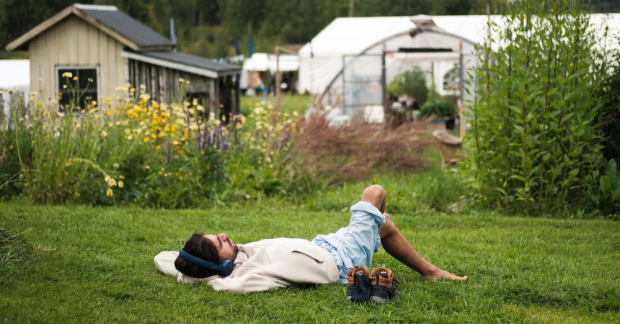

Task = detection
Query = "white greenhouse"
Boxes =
[297,14,620,123]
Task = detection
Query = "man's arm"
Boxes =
[208,274,287,294]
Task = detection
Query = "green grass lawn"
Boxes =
[241,94,312,115]
[1,203,619,323]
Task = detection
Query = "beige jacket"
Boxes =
[154,238,340,294]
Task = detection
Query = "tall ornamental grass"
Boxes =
[464,0,611,216]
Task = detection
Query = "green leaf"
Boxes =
[514,125,524,133]
[601,176,611,193]
[612,190,620,202]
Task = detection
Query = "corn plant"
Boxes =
[464,0,610,216]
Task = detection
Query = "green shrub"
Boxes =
[463,0,610,216]
[589,159,620,216]
[387,66,428,105]
[597,39,620,164]
[420,100,456,119]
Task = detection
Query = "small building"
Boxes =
[5,4,241,117]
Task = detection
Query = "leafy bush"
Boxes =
[597,39,620,164]
[596,159,620,215]
[463,0,610,216]
[387,66,428,105]
[420,100,456,119]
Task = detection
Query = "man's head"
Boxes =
[174,231,239,278]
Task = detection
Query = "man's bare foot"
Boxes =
[422,269,467,282]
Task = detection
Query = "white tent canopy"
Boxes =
[0,59,30,116]
[0,59,29,92]
[240,53,300,89]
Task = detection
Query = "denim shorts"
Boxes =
[311,201,385,284]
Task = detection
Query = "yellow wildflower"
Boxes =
[145,164,150,169]
[101,131,108,138]
[119,181,124,188]
[144,137,150,142]
[109,178,116,187]
[119,175,124,179]
[113,163,119,168]
[106,189,113,197]
[62,72,72,78]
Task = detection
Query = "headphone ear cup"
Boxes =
[218,259,234,277]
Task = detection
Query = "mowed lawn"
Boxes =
[1,203,619,323]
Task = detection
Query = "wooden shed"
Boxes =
[5,4,241,117]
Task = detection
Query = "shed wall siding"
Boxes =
[28,15,126,102]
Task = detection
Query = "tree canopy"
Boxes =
[1,0,619,59]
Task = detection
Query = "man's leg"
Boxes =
[361,185,467,281]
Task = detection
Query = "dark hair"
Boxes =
[174,231,220,278]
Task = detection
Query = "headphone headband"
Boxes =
[179,248,234,277]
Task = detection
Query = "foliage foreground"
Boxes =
[1,203,619,323]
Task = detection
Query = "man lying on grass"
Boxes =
[154,185,467,297]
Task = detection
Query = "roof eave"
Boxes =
[5,6,74,52]
[5,5,153,52]
[121,50,241,79]
[137,45,176,52]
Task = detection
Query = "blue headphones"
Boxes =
[179,248,234,277]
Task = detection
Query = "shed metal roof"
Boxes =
[77,5,173,49]
[121,50,241,79]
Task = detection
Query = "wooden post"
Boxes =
[275,46,281,112]
[460,103,466,140]
[209,78,217,118]
[235,74,241,115]
[214,77,220,119]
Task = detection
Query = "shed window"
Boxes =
[57,67,98,111]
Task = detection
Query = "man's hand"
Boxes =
[422,269,468,282]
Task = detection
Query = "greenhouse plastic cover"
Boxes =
[298,14,620,95]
